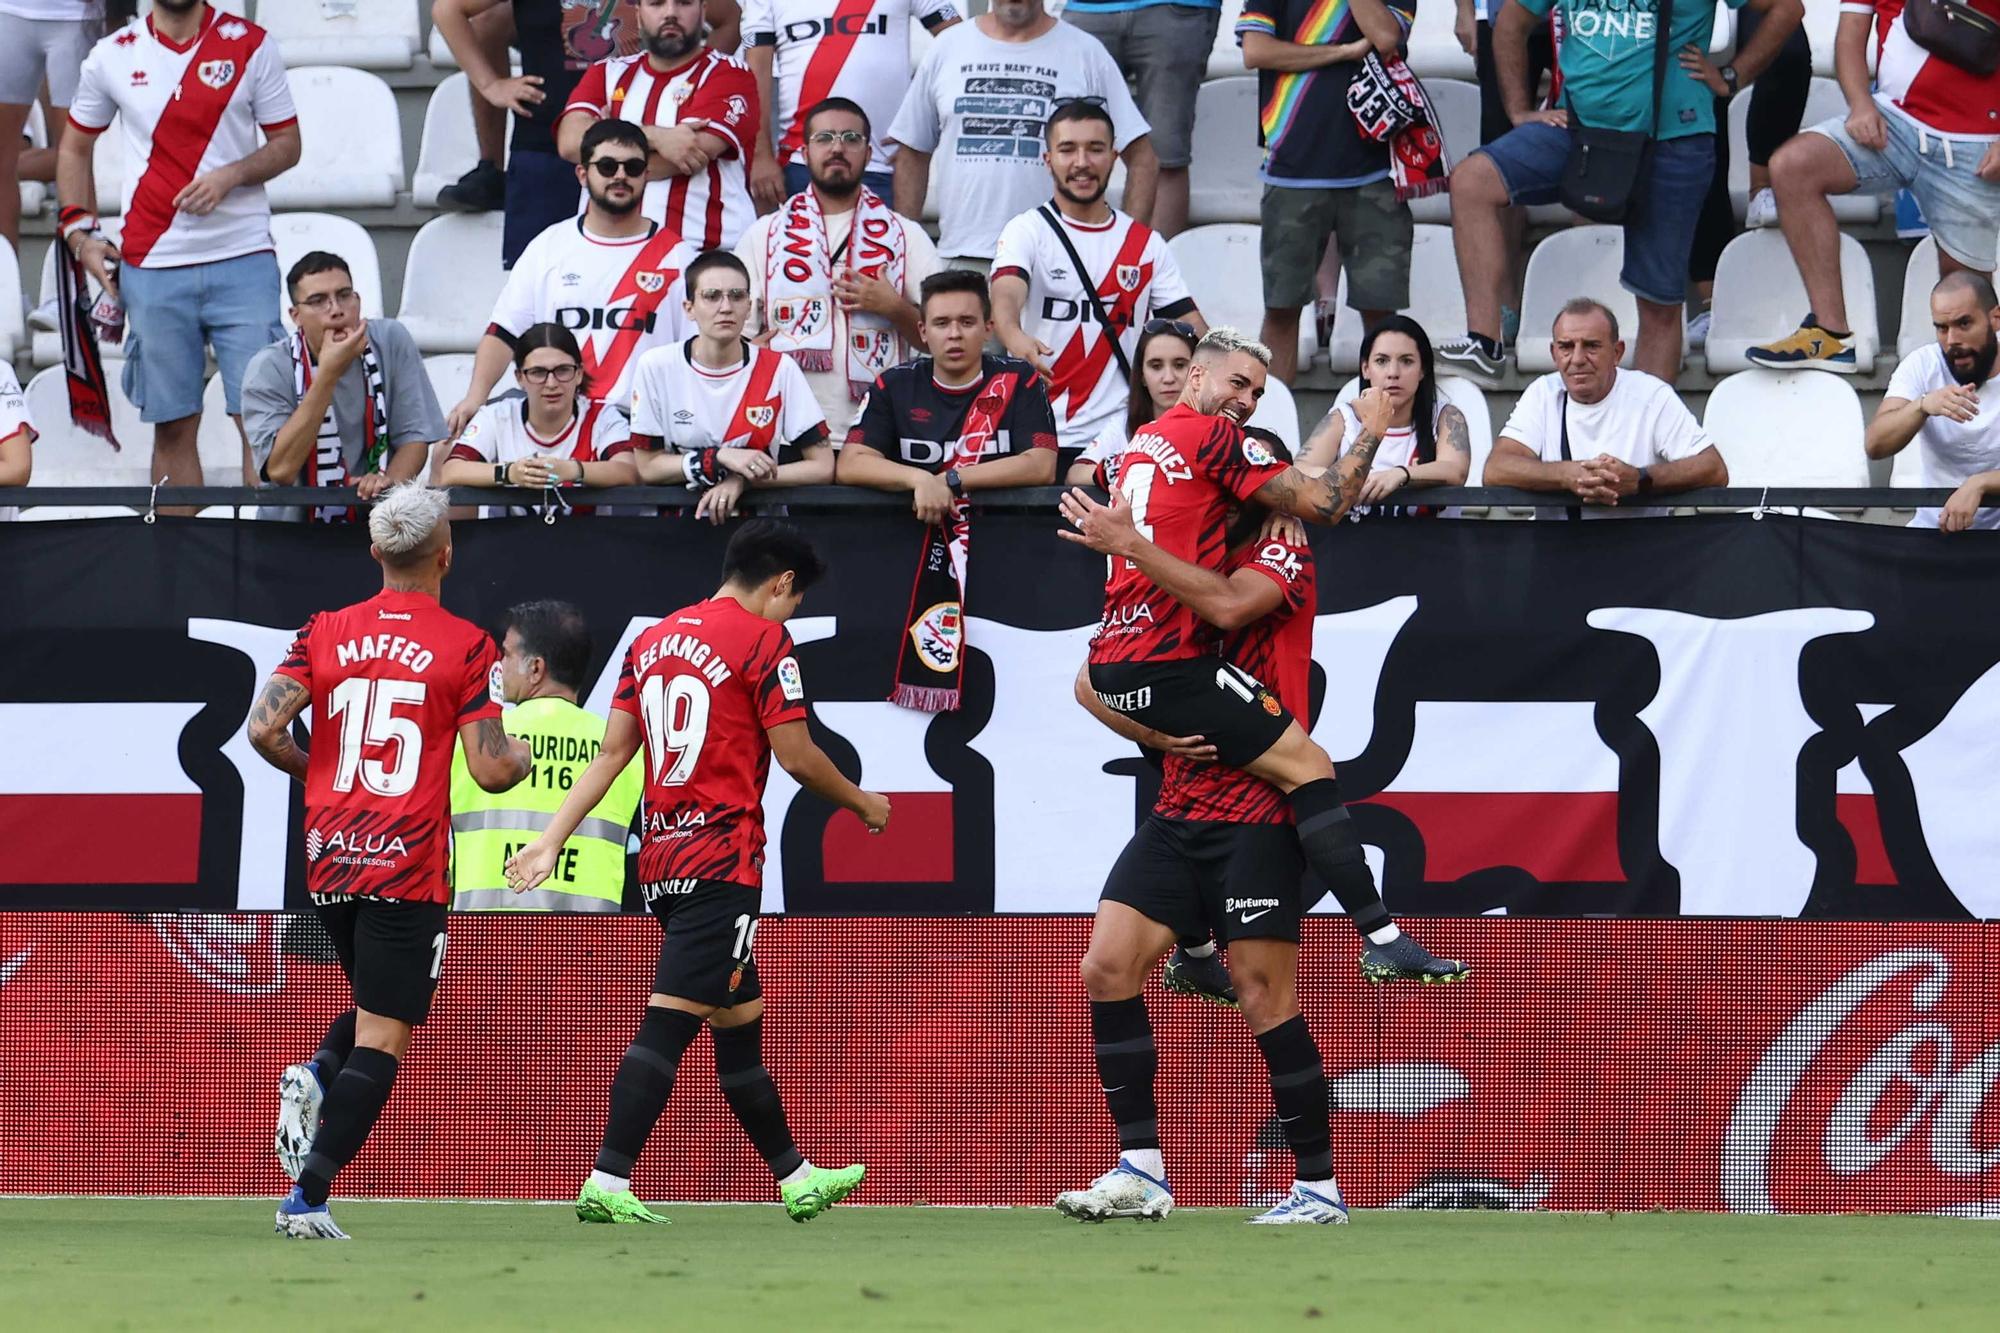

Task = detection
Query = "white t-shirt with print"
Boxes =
[0,362,34,523]
[886,20,1149,260]
[1885,343,2000,531]
[1500,369,1712,519]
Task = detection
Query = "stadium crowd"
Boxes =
[0,0,1993,525]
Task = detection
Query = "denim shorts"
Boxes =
[1808,102,2000,272]
[1477,124,1716,307]
[119,250,283,423]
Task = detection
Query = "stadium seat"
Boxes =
[0,241,24,365]
[1898,237,1941,361]
[429,21,459,67]
[1169,224,1314,368]
[1333,372,1497,496]
[1729,79,1881,224]
[1326,224,1465,372]
[1887,429,1923,510]
[267,68,404,210]
[1705,229,1878,374]
[1806,0,1865,80]
[24,362,150,487]
[1207,0,1245,79]
[1516,226,1640,373]
[414,73,498,208]
[1407,0,1474,79]
[194,372,250,484]
[424,353,480,415]
[1709,1,1735,57]
[1246,374,1300,453]
[261,0,421,70]
[271,214,384,329]
[1187,78,1260,226]
[1702,368,1868,488]
[92,115,124,216]
[1411,80,1481,225]
[399,213,507,353]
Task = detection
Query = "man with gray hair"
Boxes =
[246,481,531,1240]
[1485,298,1728,517]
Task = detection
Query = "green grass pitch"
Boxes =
[2,1200,1992,1330]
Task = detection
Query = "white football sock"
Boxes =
[1366,923,1401,945]
[589,1170,629,1193]
[777,1160,814,1187]
[1120,1149,1165,1181]
[1180,940,1218,959]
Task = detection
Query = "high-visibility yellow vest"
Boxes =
[449,696,642,912]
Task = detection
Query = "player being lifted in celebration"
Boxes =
[507,520,890,1225]
[1065,328,1467,987]
[1059,428,1354,1224]
[250,483,533,1239]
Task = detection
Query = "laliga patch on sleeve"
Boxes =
[1241,433,1277,466]
[777,655,804,702]
[489,662,505,706]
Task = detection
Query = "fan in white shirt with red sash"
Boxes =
[990,100,1202,457]
[447,119,697,442]
[633,249,833,523]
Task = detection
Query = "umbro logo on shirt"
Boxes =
[561,272,581,287]
[1048,267,1068,281]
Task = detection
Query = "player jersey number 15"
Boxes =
[326,678,429,798]
[641,673,711,785]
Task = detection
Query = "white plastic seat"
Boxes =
[1709,1,1736,57]
[1887,430,1923,511]
[424,353,480,414]
[1168,224,1313,368]
[1187,78,1260,226]
[1702,368,1868,489]
[1208,0,1246,79]
[399,213,507,353]
[1407,0,1473,79]
[1898,236,1941,360]
[92,115,124,216]
[1705,228,1878,373]
[262,0,420,70]
[414,72,505,207]
[24,362,150,486]
[1806,0,1859,80]
[195,372,249,484]
[1327,224,1464,372]
[1332,373,1495,490]
[268,68,405,209]
[429,22,459,67]
[1246,374,1300,453]
[1729,78,1880,224]
[1515,226,1640,373]
[1411,80,1481,224]
[270,213,385,329]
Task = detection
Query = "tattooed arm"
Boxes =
[1248,425,1386,526]
[1072,665,1219,760]
[458,714,533,794]
[1412,404,1472,486]
[245,675,312,783]
[1058,488,1287,631]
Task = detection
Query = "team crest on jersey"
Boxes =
[635,270,666,294]
[196,59,237,90]
[1257,688,1282,717]
[777,655,804,701]
[910,602,962,673]
[744,404,775,431]
[1116,265,1142,292]
[1241,434,1278,466]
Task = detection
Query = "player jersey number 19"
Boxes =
[640,673,711,785]
[325,678,428,797]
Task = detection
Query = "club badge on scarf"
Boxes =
[891,371,1023,712]
[764,187,909,399]
[290,329,391,525]
[1346,52,1452,202]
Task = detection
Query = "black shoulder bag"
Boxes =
[1903,0,2000,78]
[1557,390,1581,522]
[1559,0,1674,224]
[1037,204,1133,382]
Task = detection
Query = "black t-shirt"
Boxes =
[1238,0,1412,186]
[846,355,1060,472]
[511,0,643,154]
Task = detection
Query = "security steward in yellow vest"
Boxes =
[450,601,641,911]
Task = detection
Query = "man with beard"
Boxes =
[1868,272,2000,533]
[558,0,760,251]
[737,97,940,437]
[992,100,1205,464]
[446,118,698,438]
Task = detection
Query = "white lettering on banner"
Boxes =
[1588,608,1875,915]
[1722,949,2000,1214]
[189,619,300,910]
[1902,660,2000,918]
[1306,597,1419,763]
[965,620,1138,912]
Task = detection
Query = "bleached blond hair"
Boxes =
[368,482,450,564]
[1194,326,1273,367]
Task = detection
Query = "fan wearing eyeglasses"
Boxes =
[242,252,444,524]
[630,250,833,524]
[437,323,641,519]
[992,99,1205,471]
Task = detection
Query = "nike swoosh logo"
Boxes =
[0,947,30,987]
[1238,909,1272,923]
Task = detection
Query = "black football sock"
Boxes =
[712,1019,806,1181]
[1288,778,1393,939]
[1090,997,1160,1157]
[313,1009,356,1085]
[594,1005,704,1179]
[1255,1016,1335,1184]
[298,1045,398,1207]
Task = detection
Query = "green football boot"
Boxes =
[780,1163,866,1222]
[576,1179,669,1225]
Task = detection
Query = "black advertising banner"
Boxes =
[2,513,1998,918]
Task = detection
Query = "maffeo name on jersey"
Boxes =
[638,631,734,688]
[336,634,435,672]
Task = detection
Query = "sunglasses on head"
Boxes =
[1053,95,1108,109]
[1142,319,1196,340]
[589,156,647,179]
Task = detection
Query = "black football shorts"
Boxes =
[1099,815,1310,944]
[643,877,764,1008]
[1088,656,1294,769]
[313,895,451,1025]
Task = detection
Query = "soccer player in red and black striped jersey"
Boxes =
[248,483,533,1239]
[508,520,890,1225]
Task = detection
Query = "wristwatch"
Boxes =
[1637,466,1655,495]
[944,467,965,498]
[494,463,509,486]
[1720,64,1740,95]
